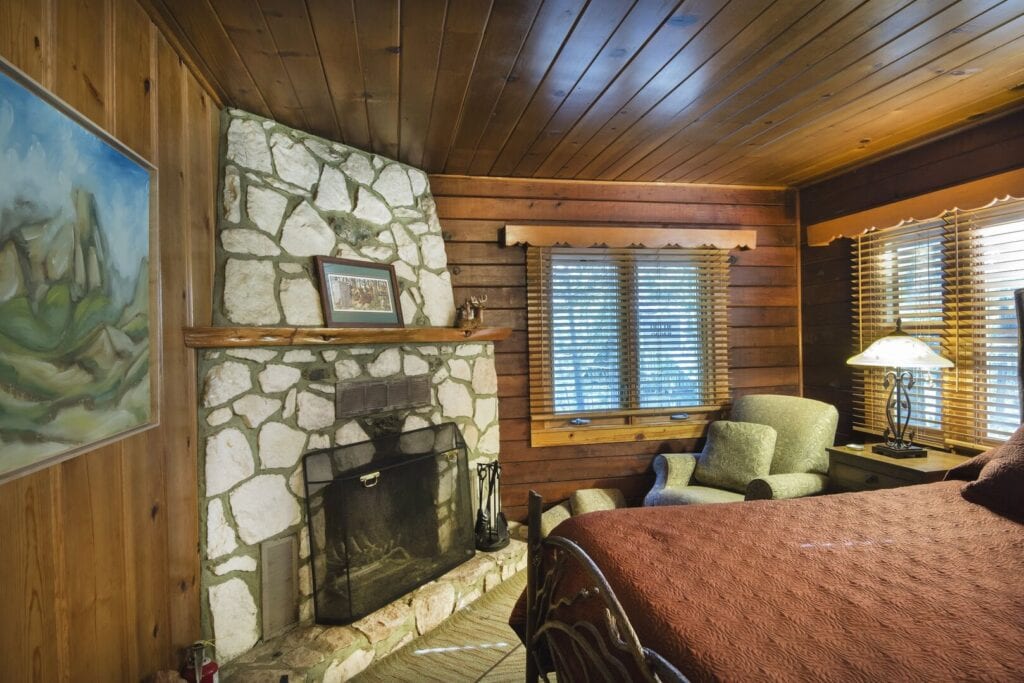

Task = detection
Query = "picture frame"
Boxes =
[0,57,158,485]
[315,256,404,328]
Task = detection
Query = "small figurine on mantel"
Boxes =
[455,295,488,329]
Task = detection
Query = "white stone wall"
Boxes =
[218,108,455,328]
[199,344,500,662]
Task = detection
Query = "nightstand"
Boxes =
[827,445,971,492]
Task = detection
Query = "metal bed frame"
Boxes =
[524,491,688,683]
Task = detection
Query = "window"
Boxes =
[852,198,1024,448]
[527,247,730,446]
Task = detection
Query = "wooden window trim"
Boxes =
[526,247,731,447]
[851,197,1024,449]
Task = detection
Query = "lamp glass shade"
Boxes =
[847,330,953,369]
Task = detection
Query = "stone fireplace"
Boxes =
[305,422,474,625]
[196,109,518,677]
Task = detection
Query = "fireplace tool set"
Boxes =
[475,461,509,551]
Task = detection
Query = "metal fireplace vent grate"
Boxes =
[302,422,474,625]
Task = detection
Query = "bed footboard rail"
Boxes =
[525,491,688,683]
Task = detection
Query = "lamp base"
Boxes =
[872,443,928,459]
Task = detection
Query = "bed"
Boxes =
[514,288,1024,682]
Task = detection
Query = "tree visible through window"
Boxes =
[527,247,730,446]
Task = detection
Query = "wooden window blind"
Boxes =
[852,198,1024,449]
[526,247,730,447]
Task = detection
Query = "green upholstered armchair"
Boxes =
[643,395,839,506]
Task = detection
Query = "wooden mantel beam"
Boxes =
[183,326,512,348]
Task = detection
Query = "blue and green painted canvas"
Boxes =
[0,66,151,479]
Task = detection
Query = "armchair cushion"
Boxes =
[652,486,745,506]
[745,472,829,501]
[694,420,777,493]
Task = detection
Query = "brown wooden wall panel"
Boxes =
[799,108,1024,445]
[0,0,218,680]
[434,175,800,520]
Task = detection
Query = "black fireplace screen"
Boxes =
[302,422,475,624]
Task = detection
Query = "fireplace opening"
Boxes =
[302,422,475,624]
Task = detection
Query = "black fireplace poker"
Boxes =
[475,461,509,551]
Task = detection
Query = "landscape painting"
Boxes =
[0,61,154,482]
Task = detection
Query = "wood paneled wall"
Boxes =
[432,175,800,521]
[799,108,1024,443]
[0,1,218,680]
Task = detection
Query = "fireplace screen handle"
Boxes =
[359,472,381,488]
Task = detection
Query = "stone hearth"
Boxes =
[221,536,525,682]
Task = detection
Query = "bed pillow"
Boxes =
[694,420,777,493]
[961,424,1024,521]
[944,445,1003,481]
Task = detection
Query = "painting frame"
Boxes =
[315,256,404,328]
[0,57,159,485]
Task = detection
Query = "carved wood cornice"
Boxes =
[503,225,758,250]
[805,167,1024,246]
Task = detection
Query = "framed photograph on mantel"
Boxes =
[315,256,404,328]
[0,57,158,484]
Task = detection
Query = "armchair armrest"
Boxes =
[643,453,699,507]
[745,472,828,501]
[654,453,698,488]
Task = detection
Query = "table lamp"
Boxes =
[847,319,953,458]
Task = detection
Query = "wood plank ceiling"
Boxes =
[145,0,1024,186]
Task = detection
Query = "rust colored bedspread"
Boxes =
[518,482,1024,682]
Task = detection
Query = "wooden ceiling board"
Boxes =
[765,23,1024,184]
[259,0,341,141]
[211,0,310,130]
[618,0,887,181]
[488,0,639,177]
[583,0,857,181]
[420,0,493,171]
[666,0,1018,183]
[650,0,1011,183]
[634,0,931,183]
[142,0,1024,186]
[442,0,544,171]
[142,0,265,113]
[352,0,401,159]
[529,0,731,178]
[465,0,588,175]
[551,0,779,179]
[306,0,370,150]
[513,0,683,177]
[698,3,1024,185]
[398,0,447,166]
[642,0,953,182]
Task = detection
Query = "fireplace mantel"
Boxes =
[183,325,512,348]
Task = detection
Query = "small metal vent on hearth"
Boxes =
[335,376,431,419]
[261,535,298,638]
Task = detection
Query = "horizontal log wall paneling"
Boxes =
[0,0,218,680]
[799,108,1024,445]
[433,175,800,520]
